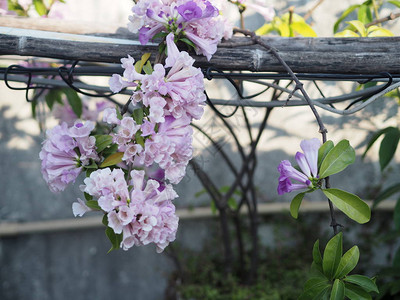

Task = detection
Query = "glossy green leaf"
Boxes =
[323,232,343,280]
[143,60,153,75]
[362,127,392,158]
[102,144,118,157]
[179,37,196,49]
[85,200,101,210]
[100,152,124,168]
[330,279,345,300]
[344,283,372,300]
[319,140,355,178]
[33,0,47,16]
[63,88,82,118]
[323,189,371,224]
[318,140,334,169]
[357,4,372,24]
[388,0,400,8]
[313,240,323,267]
[102,213,108,226]
[290,192,306,219]
[379,127,400,170]
[334,246,360,279]
[291,21,317,37]
[373,183,400,208]
[95,135,113,153]
[334,5,360,33]
[346,20,367,36]
[84,192,93,201]
[344,275,379,293]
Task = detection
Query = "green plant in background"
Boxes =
[300,233,379,299]
[256,10,317,37]
[334,0,399,36]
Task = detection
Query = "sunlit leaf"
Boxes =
[346,20,367,37]
[319,140,355,178]
[334,30,360,37]
[323,189,371,224]
[367,26,394,37]
[388,0,400,8]
[334,5,360,33]
[255,23,274,35]
[323,232,342,280]
[291,21,317,37]
[134,52,151,73]
[33,0,47,16]
[357,4,373,24]
[334,246,360,279]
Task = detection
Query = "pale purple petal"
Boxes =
[300,138,320,177]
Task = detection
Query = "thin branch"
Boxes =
[366,12,400,28]
[304,0,325,21]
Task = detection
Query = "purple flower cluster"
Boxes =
[39,121,99,192]
[74,169,179,253]
[128,0,232,60]
[277,138,320,195]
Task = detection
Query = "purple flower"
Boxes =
[177,1,202,21]
[277,138,321,195]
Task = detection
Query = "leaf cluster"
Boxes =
[300,233,379,299]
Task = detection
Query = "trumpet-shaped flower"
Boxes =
[277,138,321,195]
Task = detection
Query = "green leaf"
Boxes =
[313,240,323,267]
[85,200,101,210]
[357,4,373,24]
[379,178,398,205]
[227,197,238,210]
[210,200,217,215]
[330,279,345,300]
[63,88,82,118]
[45,89,62,110]
[334,246,360,279]
[318,140,334,169]
[362,127,393,158]
[195,189,207,198]
[105,227,122,253]
[344,275,379,293]
[255,23,274,35]
[334,5,360,33]
[179,37,196,49]
[319,140,355,178]
[134,52,151,73]
[95,135,113,153]
[299,277,331,300]
[31,100,37,119]
[388,0,400,8]
[135,131,145,148]
[393,246,400,268]
[394,199,400,231]
[84,160,98,170]
[323,189,371,224]
[334,30,360,37]
[323,232,343,280]
[132,108,144,125]
[344,283,372,300]
[102,214,108,226]
[290,192,306,219]
[33,0,48,16]
[346,20,367,36]
[367,26,394,37]
[102,143,118,157]
[379,127,400,170]
[84,192,93,201]
[291,21,317,37]
[142,60,153,75]
[100,152,124,168]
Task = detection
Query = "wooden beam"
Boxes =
[1,26,400,74]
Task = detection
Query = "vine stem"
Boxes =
[232,28,340,234]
